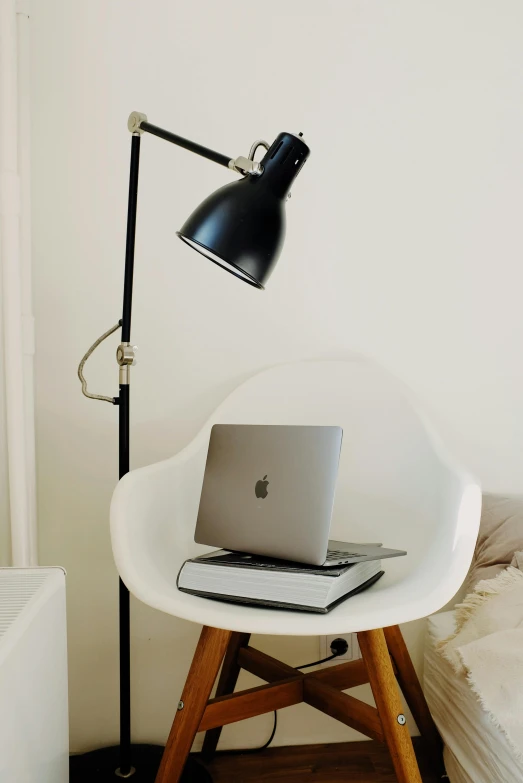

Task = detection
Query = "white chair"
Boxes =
[111,359,481,783]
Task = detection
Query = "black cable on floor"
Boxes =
[220,711,277,756]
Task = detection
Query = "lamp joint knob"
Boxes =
[117,343,137,367]
[229,156,264,177]
[127,112,148,134]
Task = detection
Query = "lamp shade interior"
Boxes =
[178,235,264,288]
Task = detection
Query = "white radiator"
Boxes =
[0,568,68,782]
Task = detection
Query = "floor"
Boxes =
[206,738,442,782]
[68,738,441,782]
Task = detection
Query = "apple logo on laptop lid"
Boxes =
[255,475,269,499]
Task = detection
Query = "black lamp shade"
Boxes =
[178,132,310,289]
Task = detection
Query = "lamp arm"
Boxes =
[128,111,265,175]
[128,111,230,166]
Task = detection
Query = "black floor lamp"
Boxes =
[75,112,310,782]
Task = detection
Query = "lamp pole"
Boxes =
[115,131,140,777]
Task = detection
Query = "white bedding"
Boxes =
[424,611,523,783]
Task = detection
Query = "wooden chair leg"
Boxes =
[155,626,232,783]
[384,624,443,772]
[201,631,251,761]
[359,629,422,783]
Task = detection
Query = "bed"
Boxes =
[424,610,523,783]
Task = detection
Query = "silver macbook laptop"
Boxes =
[195,424,381,567]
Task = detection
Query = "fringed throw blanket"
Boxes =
[438,552,523,762]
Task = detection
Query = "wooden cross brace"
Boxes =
[201,645,382,739]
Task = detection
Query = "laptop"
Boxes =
[194,424,404,567]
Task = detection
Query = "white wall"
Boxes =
[31,0,523,753]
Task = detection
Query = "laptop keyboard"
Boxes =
[325,549,361,562]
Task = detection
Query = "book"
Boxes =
[177,549,387,614]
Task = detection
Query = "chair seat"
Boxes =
[111,359,481,636]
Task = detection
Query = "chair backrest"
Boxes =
[111,359,481,624]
